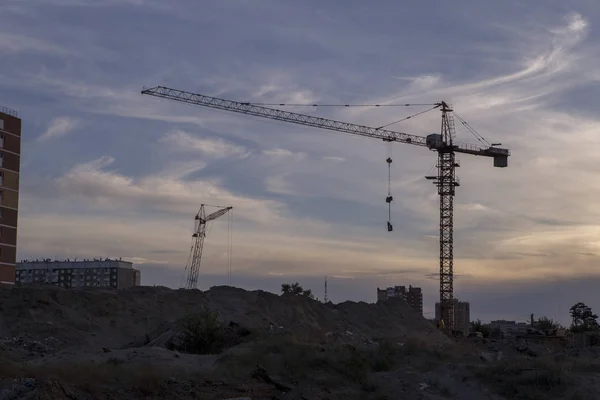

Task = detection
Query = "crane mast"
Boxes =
[426,102,458,331]
[142,86,510,332]
[185,204,232,290]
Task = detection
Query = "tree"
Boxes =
[570,302,599,332]
[281,282,315,299]
[470,319,491,338]
[535,316,560,330]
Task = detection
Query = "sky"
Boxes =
[2,0,600,325]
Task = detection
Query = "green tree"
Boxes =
[281,282,315,299]
[470,319,491,337]
[535,316,560,330]
[570,302,599,332]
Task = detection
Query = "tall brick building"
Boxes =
[0,107,21,284]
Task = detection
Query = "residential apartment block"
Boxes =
[490,320,530,335]
[0,107,21,284]
[435,298,471,334]
[377,285,423,316]
[16,258,141,289]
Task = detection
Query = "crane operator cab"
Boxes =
[426,134,444,150]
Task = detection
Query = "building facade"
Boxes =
[377,285,423,316]
[490,320,530,335]
[16,258,141,289]
[435,298,471,334]
[0,107,21,284]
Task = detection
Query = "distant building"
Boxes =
[0,107,21,285]
[435,299,471,334]
[15,258,141,289]
[490,320,530,335]
[377,285,423,316]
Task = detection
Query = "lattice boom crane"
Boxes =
[185,204,232,290]
[142,85,511,331]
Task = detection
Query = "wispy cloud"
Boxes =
[0,32,70,55]
[38,117,79,141]
[161,130,248,158]
[54,156,285,224]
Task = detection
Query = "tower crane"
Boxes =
[184,204,232,290]
[141,85,510,331]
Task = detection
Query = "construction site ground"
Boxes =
[0,285,598,400]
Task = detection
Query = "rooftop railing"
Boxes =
[0,106,18,117]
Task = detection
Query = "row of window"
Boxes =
[17,267,119,274]
[14,277,118,288]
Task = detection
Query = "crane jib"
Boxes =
[141,86,509,167]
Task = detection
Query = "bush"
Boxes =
[178,306,225,355]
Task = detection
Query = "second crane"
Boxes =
[184,204,232,290]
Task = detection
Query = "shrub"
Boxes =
[178,306,225,354]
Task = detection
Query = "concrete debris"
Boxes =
[221,398,251,400]
[0,378,36,400]
[0,335,60,357]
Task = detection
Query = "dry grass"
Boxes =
[0,356,190,397]
[214,334,446,395]
[475,357,572,400]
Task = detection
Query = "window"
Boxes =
[0,153,4,167]
[0,135,4,148]
[0,172,4,186]
[0,119,3,130]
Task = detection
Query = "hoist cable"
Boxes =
[246,102,438,107]
[386,142,393,232]
[452,111,491,147]
[375,105,441,130]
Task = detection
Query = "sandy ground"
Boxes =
[0,285,597,399]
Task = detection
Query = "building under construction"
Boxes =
[377,285,423,316]
[435,299,470,335]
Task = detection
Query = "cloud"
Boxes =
[0,32,70,55]
[323,156,344,162]
[161,130,248,158]
[262,148,306,161]
[53,156,285,224]
[38,117,79,141]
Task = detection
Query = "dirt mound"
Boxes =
[0,285,448,356]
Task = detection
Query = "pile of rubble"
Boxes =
[0,334,61,358]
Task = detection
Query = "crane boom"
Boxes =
[141,86,510,164]
[203,206,233,223]
[142,85,510,334]
[185,204,232,290]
